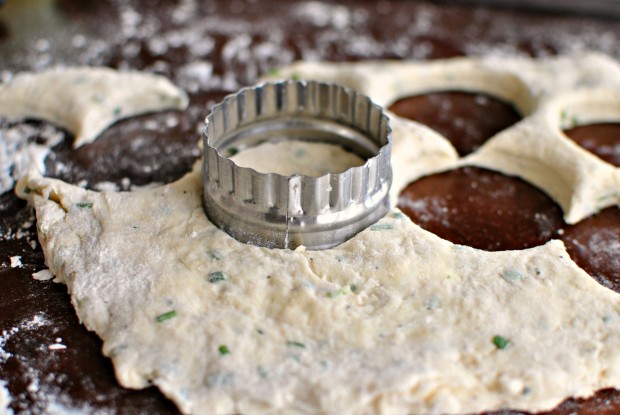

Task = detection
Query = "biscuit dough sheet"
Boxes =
[19,166,620,415]
[17,54,620,414]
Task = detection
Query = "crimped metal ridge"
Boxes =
[202,80,392,250]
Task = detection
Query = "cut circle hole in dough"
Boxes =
[397,166,565,251]
[560,206,620,290]
[563,123,620,168]
[553,90,620,168]
[388,91,522,156]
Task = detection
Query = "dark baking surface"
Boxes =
[389,92,522,156]
[397,166,566,251]
[564,123,620,168]
[1,0,620,414]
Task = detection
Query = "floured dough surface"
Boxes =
[17,54,620,415]
[231,141,365,177]
[19,167,620,415]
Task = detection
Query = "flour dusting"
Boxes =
[0,379,13,415]
[0,120,64,195]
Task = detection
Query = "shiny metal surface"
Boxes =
[202,81,392,250]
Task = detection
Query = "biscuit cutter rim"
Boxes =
[202,80,392,250]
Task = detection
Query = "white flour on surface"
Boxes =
[0,313,111,415]
[9,256,22,268]
[0,379,12,415]
[0,122,64,195]
[3,1,620,77]
[0,313,50,364]
[0,207,37,249]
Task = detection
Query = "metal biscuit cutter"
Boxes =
[202,80,392,250]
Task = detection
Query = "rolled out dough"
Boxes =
[17,53,620,414]
[18,169,620,415]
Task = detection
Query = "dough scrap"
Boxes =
[0,67,189,148]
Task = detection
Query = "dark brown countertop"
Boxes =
[1,1,619,413]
